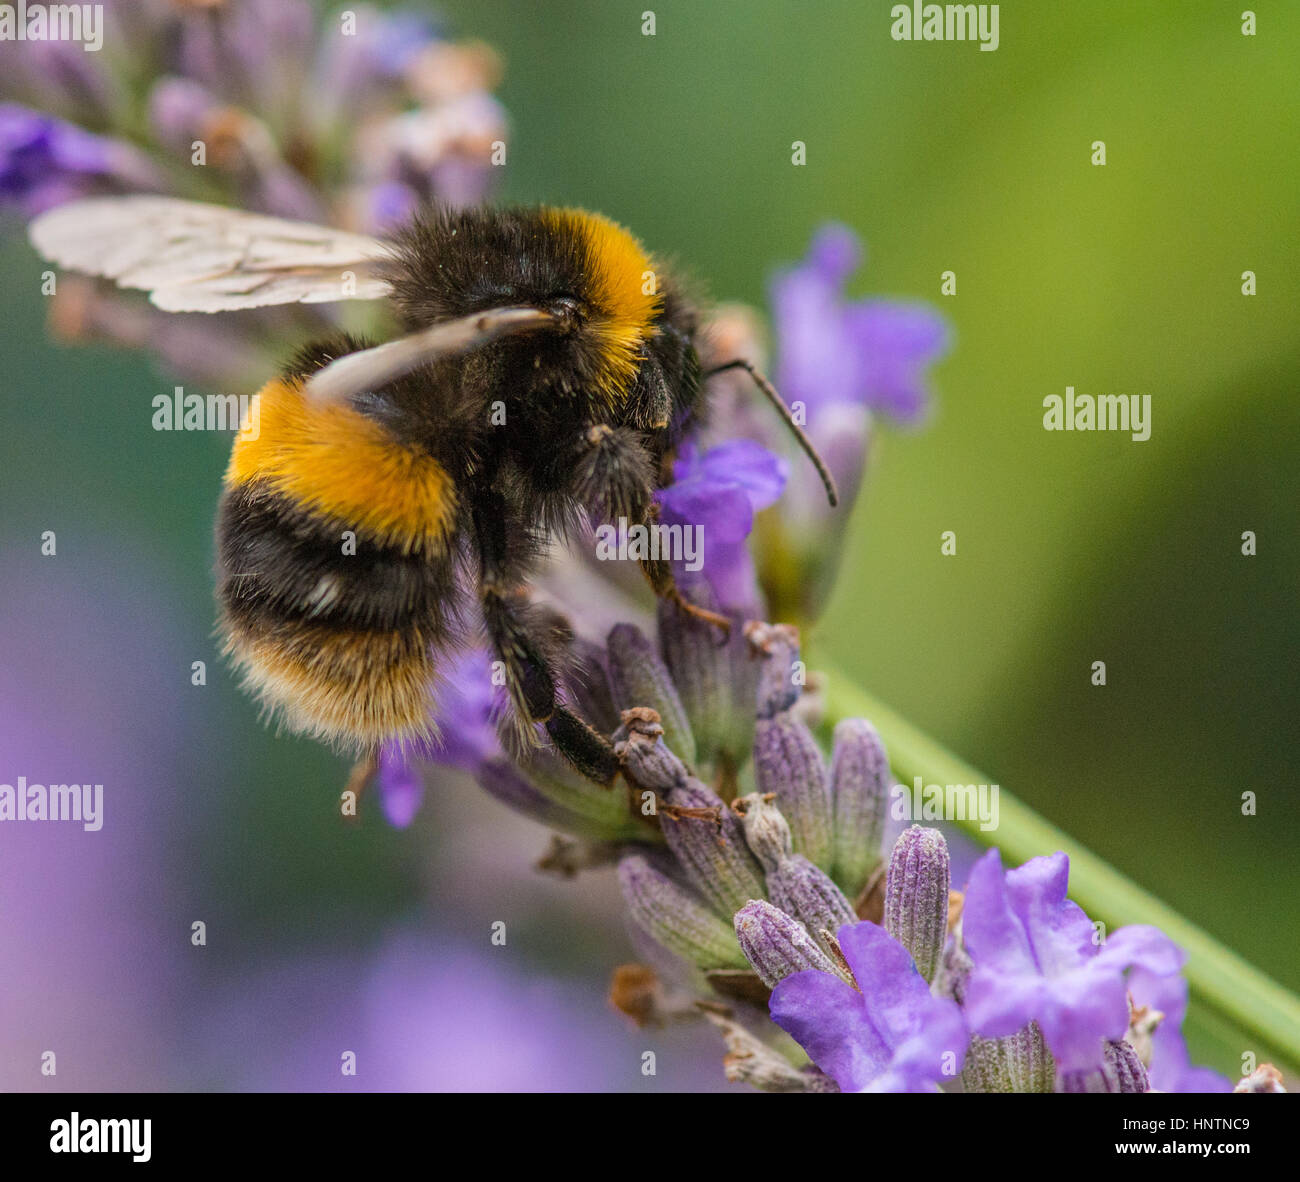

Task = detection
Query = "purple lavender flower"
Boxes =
[770,223,949,426]
[1127,967,1234,1093]
[376,647,502,827]
[691,225,949,626]
[770,920,968,1092]
[0,104,149,214]
[961,849,1184,1071]
[657,438,787,612]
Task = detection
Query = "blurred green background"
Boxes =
[2,0,1296,1085]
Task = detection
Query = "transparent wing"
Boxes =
[28,195,393,313]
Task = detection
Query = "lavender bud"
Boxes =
[618,856,747,970]
[932,917,973,1002]
[830,719,891,898]
[883,826,950,981]
[659,780,767,919]
[767,857,858,951]
[656,587,755,774]
[565,638,621,734]
[753,716,833,870]
[479,753,641,842]
[734,900,838,988]
[735,794,855,954]
[1056,1041,1150,1093]
[732,792,792,872]
[962,1024,1055,1093]
[746,621,801,719]
[476,758,588,835]
[607,623,696,764]
[615,711,688,794]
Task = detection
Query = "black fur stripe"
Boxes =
[216,480,460,637]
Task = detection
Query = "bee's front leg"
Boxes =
[571,423,655,523]
[638,540,733,639]
[473,487,620,786]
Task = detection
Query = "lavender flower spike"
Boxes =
[883,826,951,982]
[770,921,968,1092]
[961,849,1184,1072]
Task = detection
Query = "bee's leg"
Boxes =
[473,492,621,786]
[566,423,729,636]
[572,423,656,522]
[638,544,732,637]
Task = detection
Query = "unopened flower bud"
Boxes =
[520,753,645,841]
[565,638,621,734]
[746,621,801,719]
[660,781,766,918]
[476,758,599,837]
[1056,1040,1149,1093]
[618,856,747,970]
[767,856,858,950]
[615,711,687,793]
[962,1024,1055,1093]
[732,792,792,871]
[657,588,755,771]
[829,719,891,898]
[606,623,696,764]
[753,716,833,870]
[884,826,950,981]
[734,900,837,988]
[735,794,855,953]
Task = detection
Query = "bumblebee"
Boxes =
[29,197,835,784]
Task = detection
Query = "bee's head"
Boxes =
[384,205,664,407]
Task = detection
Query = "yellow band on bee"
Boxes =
[226,377,456,554]
[542,207,662,401]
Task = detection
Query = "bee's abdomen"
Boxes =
[216,377,461,748]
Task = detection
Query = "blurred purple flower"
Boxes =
[0,548,192,1089]
[366,179,421,232]
[658,439,787,611]
[770,920,968,1092]
[2,2,506,384]
[190,931,727,1092]
[0,104,140,214]
[961,849,1184,1071]
[1128,967,1234,1093]
[771,223,949,425]
[376,647,502,827]
[369,11,445,77]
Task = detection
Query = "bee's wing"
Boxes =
[28,195,393,313]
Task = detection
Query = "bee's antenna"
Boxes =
[303,306,560,405]
[703,359,839,507]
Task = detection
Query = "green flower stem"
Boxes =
[822,672,1300,1076]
